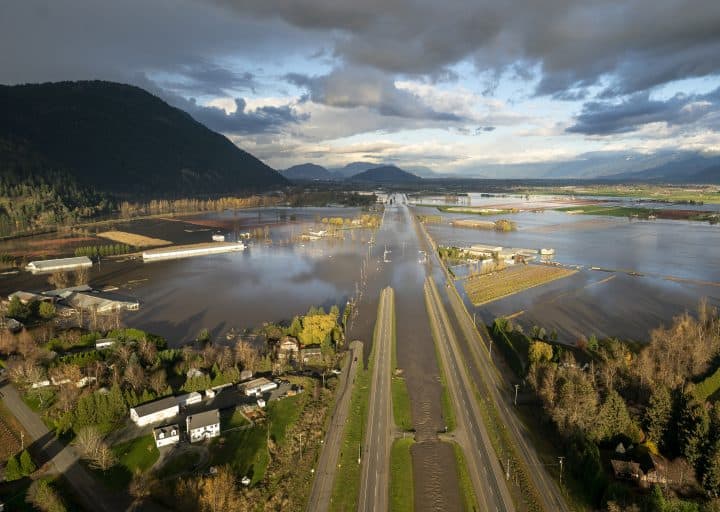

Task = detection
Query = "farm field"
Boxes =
[464,264,577,305]
[97,230,171,247]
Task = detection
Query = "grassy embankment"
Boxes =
[328,298,384,512]
[390,289,413,432]
[390,437,415,512]
[464,264,577,306]
[450,441,479,512]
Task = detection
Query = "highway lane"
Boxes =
[306,340,363,512]
[416,209,570,512]
[358,286,395,512]
[424,277,515,512]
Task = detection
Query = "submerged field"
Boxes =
[464,264,577,306]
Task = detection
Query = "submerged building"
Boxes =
[25,256,92,274]
[142,242,245,262]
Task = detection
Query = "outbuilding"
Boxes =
[130,396,179,427]
[241,377,278,396]
[177,392,202,407]
[25,256,92,274]
[186,409,221,443]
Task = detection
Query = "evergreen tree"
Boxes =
[703,440,720,497]
[594,390,641,443]
[644,386,673,447]
[20,449,36,476]
[677,392,710,466]
[5,453,23,481]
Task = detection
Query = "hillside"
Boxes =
[347,165,422,183]
[0,81,287,196]
[282,163,334,181]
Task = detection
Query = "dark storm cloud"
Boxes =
[222,0,720,97]
[161,62,257,96]
[567,88,720,135]
[286,67,464,121]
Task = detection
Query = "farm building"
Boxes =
[63,291,139,313]
[177,392,202,407]
[130,396,179,426]
[187,409,220,443]
[242,377,278,396]
[25,256,92,274]
[142,241,245,262]
[153,424,180,448]
[277,336,300,360]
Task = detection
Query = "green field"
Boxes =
[390,438,415,512]
[451,442,479,512]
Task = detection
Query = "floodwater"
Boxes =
[416,197,720,343]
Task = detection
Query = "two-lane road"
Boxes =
[358,286,395,512]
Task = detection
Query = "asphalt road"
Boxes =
[416,210,570,512]
[0,380,127,512]
[424,277,515,512]
[358,286,394,512]
[305,340,363,512]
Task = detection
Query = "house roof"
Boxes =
[187,409,220,431]
[132,396,179,418]
[153,424,179,441]
[26,256,92,271]
[63,291,138,312]
[611,459,642,477]
[244,377,274,389]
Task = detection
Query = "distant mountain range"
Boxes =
[0,80,287,196]
[281,161,426,182]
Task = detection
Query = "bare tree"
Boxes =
[124,361,147,392]
[198,466,242,512]
[235,341,258,373]
[149,370,168,395]
[48,271,70,290]
[74,426,102,458]
[90,443,116,471]
[75,267,89,286]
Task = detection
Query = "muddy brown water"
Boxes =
[419,202,720,344]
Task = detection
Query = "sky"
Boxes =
[1,0,720,175]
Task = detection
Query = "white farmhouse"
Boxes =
[130,396,179,427]
[153,424,180,448]
[186,409,221,443]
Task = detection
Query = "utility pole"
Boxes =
[506,458,510,481]
[20,431,24,451]
[489,338,493,359]
[558,456,565,486]
[514,384,520,406]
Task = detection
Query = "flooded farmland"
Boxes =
[415,194,720,343]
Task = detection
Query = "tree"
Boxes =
[644,386,673,447]
[198,465,242,512]
[528,340,554,364]
[676,392,709,465]
[20,449,36,476]
[593,390,641,443]
[703,440,720,497]
[4,453,23,481]
[39,301,57,320]
[7,296,31,322]
[75,266,89,286]
[26,479,67,512]
[90,442,117,471]
[74,426,102,458]
[149,369,168,395]
[48,271,70,290]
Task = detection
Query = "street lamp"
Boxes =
[514,384,519,406]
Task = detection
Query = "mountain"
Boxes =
[0,81,287,196]
[282,163,334,181]
[688,165,720,184]
[330,162,380,179]
[347,165,422,183]
[606,153,720,183]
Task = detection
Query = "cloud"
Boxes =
[286,67,464,121]
[220,0,720,97]
[567,87,720,135]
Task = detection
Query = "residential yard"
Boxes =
[92,434,159,490]
[0,400,26,462]
[390,437,415,512]
[464,264,577,306]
